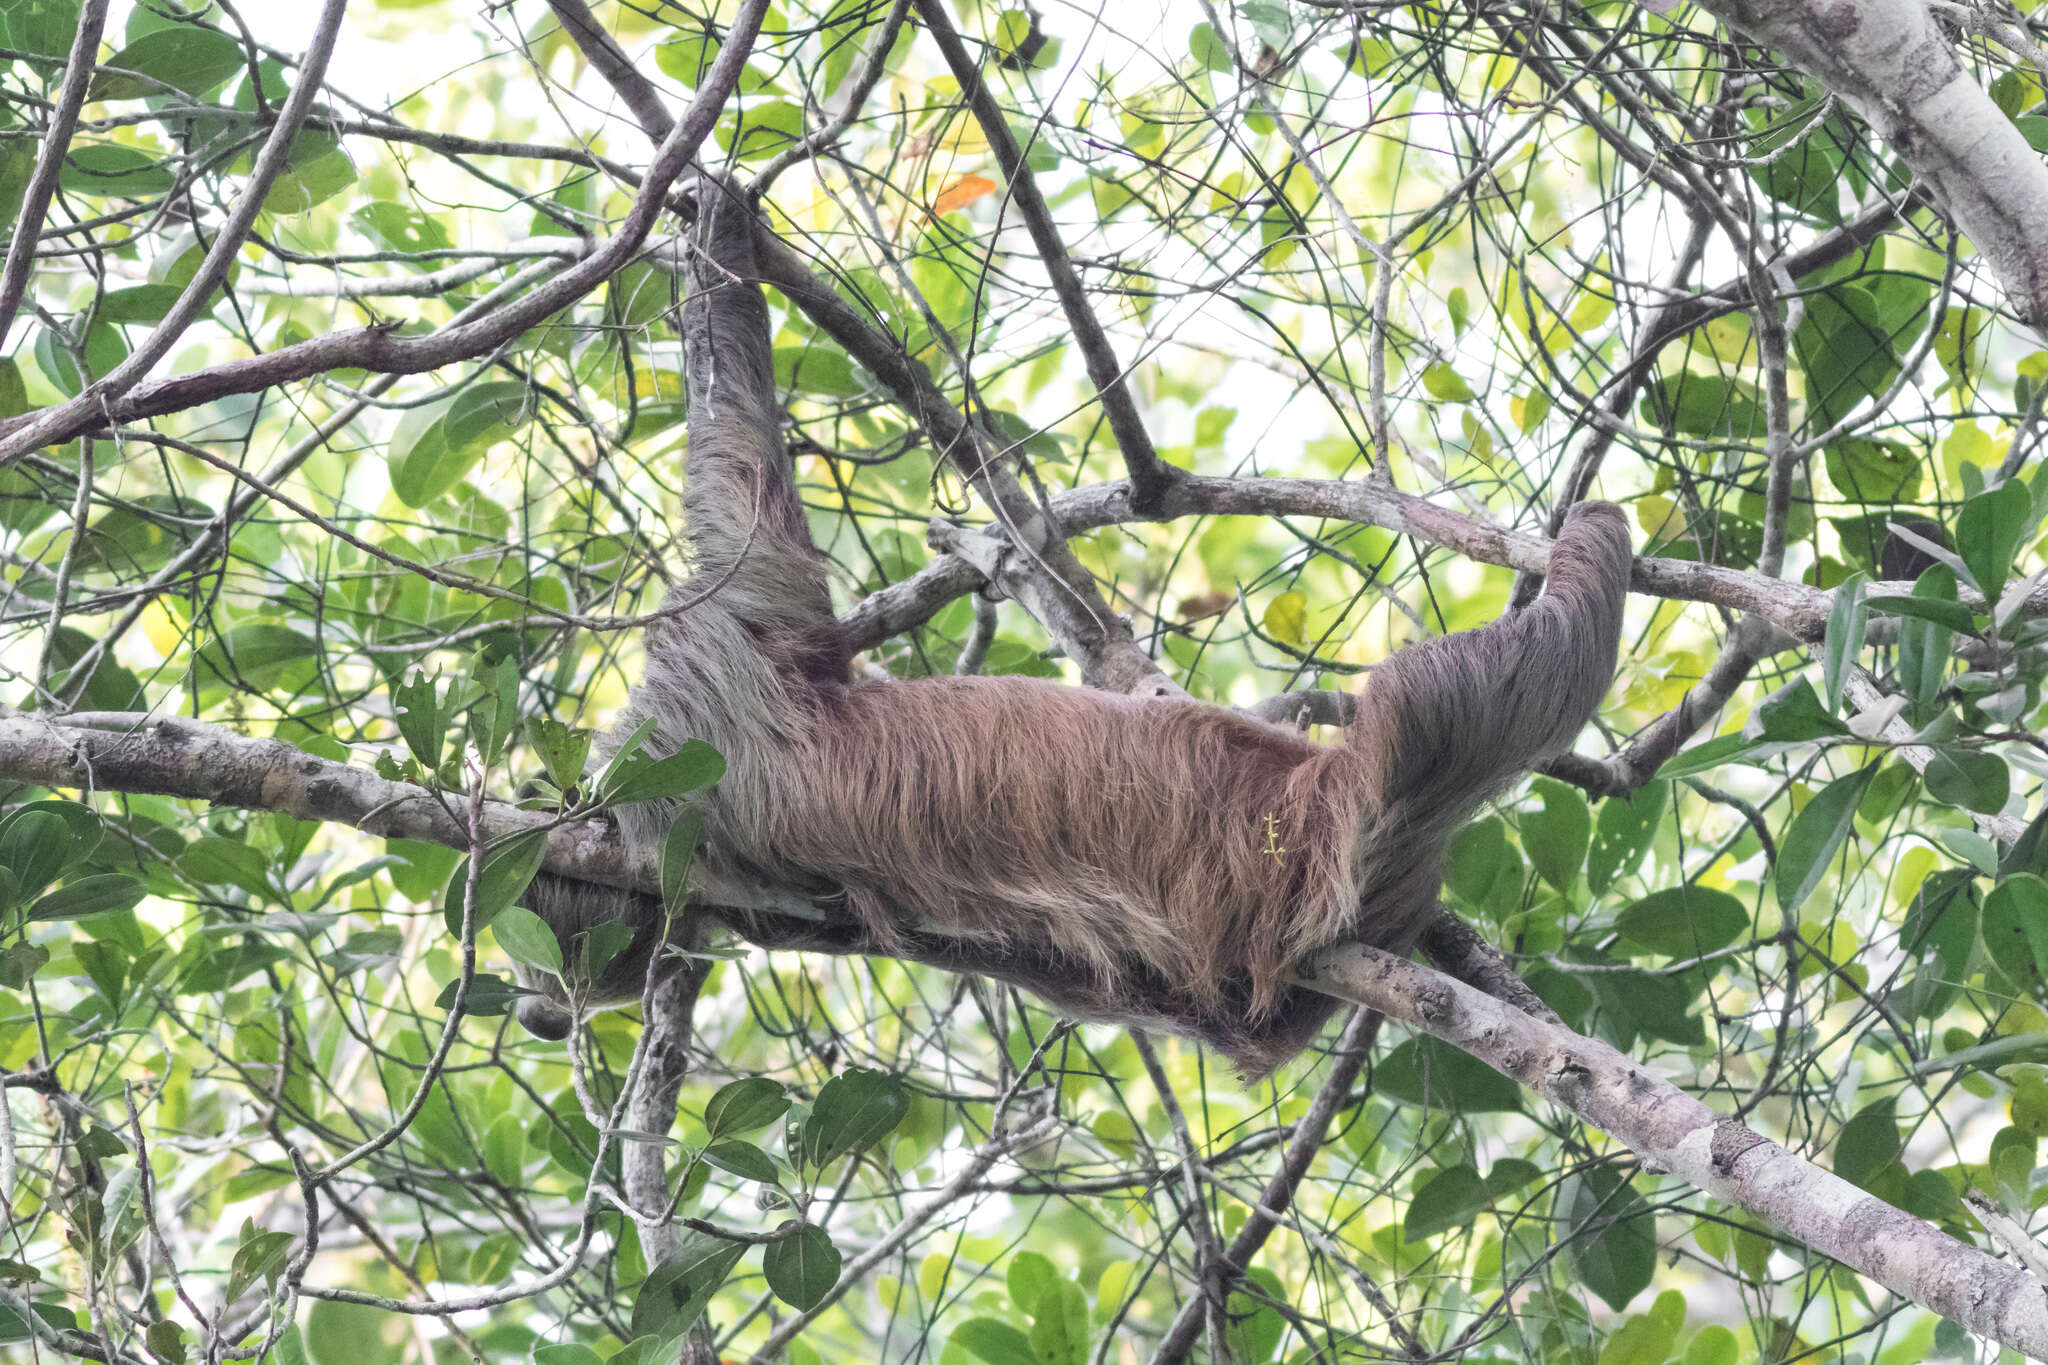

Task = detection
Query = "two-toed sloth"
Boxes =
[514,180,1634,1078]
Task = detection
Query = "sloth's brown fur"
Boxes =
[516,180,1634,1077]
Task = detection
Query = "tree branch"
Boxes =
[0,0,109,351]
[1297,943,2048,1361]
[913,0,1179,513]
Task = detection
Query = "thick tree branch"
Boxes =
[542,0,677,143]
[1298,943,2048,1361]
[1694,0,2048,326]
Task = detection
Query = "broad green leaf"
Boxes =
[1922,748,2009,815]
[602,740,726,806]
[1006,1250,1056,1313]
[1520,777,1590,892]
[1863,593,1978,633]
[1377,1037,1522,1114]
[391,672,441,769]
[1560,1166,1655,1312]
[58,143,175,197]
[28,874,144,923]
[702,1139,780,1184]
[1026,1278,1090,1365]
[1957,479,2034,605]
[716,100,806,161]
[951,1319,1036,1365]
[1823,438,1919,503]
[1832,1098,1901,1189]
[489,904,563,975]
[91,25,243,100]
[631,1234,746,1343]
[1404,1163,1488,1242]
[660,807,705,909]
[443,829,547,934]
[1894,567,1958,703]
[705,1077,790,1140]
[0,810,71,899]
[1422,361,1476,402]
[1614,886,1749,958]
[1775,766,1878,916]
[1223,1267,1286,1363]
[798,1068,909,1169]
[1588,784,1665,895]
[482,1113,526,1184]
[762,1222,840,1311]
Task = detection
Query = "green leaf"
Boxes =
[192,625,318,693]
[1376,1037,1522,1114]
[391,672,442,769]
[702,1139,780,1184]
[0,811,71,900]
[224,1221,295,1306]
[1520,777,1590,892]
[601,740,726,806]
[762,1222,840,1311]
[58,143,176,197]
[1640,373,1763,440]
[482,1112,526,1184]
[527,717,592,792]
[28,874,145,923]
[1957,479,2034,605]
[489,904,563,975]
[951,1319,1036,1365]
[145,1319,187,1365]
[1404,1163,1488,1242]
[1587,784,1665,896]
[1775,766,1878,916]
[704,1077,791,1140]
[1990,876,2048,991]
[1026,1278,1090,1365]
[660,806,705,909]
[1823,438,1919,504]
[1006,1250,1056,1313]
[91,25,244,100]
[798,1068,909,1168]
[1832,1098,1901,1189]
[1222,1267,1286,1363]
[1615,886,1749,958]
[631,1234,746,1343]
[1190,21,1232,72]
[716,100,807,161]
[1895,567,1958,704]
[1421,361,1476,402]
[1823,572,1867,713]
[387,382,532,508]
[1863,593,1978,633]
[1560,1166,1655,1312]
[1793,285,1904,429]
[1922,748,2009,815]
[0,0,86,58]
[442,829,547,935]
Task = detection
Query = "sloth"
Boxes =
[512,179,1634,1078]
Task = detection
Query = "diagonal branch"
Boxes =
[541,0,676,142]
[1300,943,2048,1361]
[0,0,109,351]
[913,0,1179,513]
[0,0,769,463]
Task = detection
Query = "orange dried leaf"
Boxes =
[932,173,998,217]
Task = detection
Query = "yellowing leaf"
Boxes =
[932,173,997,218]
[1636,494,1681,541]
[1264,590,1307,645]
